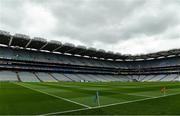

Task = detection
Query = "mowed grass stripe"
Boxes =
[39,82,180,95]
[15,83,91,108]
[27,83,121,107]
[35,82,151,98]
[0,83,83,115]
[31,82,149,106]
[50,82,180,90]
[47,82,158,99]
[61,91,180,115]
[42,107,89,115]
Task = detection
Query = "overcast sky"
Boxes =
[0,0,180,55]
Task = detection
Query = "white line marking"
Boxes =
[14,83,91,108]
[122,93,153,98]
[44,91,180,115]
[108,91,153,98]
[41,108,89,116]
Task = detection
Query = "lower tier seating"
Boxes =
[0,71,18,82]
[18,72,40,82]
[0,71,180,82]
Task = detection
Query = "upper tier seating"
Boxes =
[1,47,180,69]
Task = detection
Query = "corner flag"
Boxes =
[93,91,100,106]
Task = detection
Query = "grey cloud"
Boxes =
[120,11,179,39]
[0,0,180,54]
[48,0,180,44]
[0,0,26,28]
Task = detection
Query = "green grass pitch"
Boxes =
[0,81,180,115]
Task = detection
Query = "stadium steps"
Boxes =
[51,73,72,81]
[98,75,110,82]
[103,75,116,82]
[146,75,157,81]
[156,75,167,81]
[132,75,139,81]
[103,75,116,81]
[89,74,106,82]
[18,72,40,82]
[33,72,43,82]
[111,75,123,81]
[173,74,180,81]
[117,75,130,82]
[137,75,143,81]
[127,75,133,80]
[119,75,131,81]
[75,74,94,82]
[48,73,60,82]
[74,74,86,81]
[106,75,120,82]
[76,74,94,82]
[64,74,82,82]
[159,75,169,81]
[139,75,148,81]
[16,72,22,82]
[101,75,112,82]
[147,75,158,81]
[161,74,178,81]
[96,75,109,82]
[138,75,147,81]
[86,74,99,82]
[149,75,166,81]
[142,75,156,82]
[105,75,115,81]
[36,72,57,82]
[63,74,75,82]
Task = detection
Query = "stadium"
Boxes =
[0,30,180,115]
[1,0,180,115]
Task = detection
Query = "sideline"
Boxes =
[14,83,91,108]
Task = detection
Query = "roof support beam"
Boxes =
[52,45,63,52]
[39,42,48,50]
[64,47,77,53]
[76,49,87,55]
[25,39,32,48]
[8,36,13,46]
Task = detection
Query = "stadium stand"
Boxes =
[148,75,167,81]
[141,75,156,82]
[35,72,57,82]
[1,30,180,82]
[160,74,178,81]
[18,72,40,82]
[173,74,180,81]
[76,74,96,82]
[0,71,18,82]
[64,74,83,82]
[51,73,72,81]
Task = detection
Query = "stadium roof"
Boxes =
[0,30,180,61]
